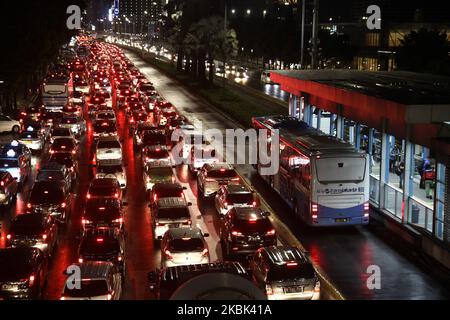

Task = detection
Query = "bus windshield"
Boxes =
[315,157,366,183]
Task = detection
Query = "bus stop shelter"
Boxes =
[270,69,450,267]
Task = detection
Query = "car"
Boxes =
[19,106,42,123]
[0,139,32,168]
[160,227,210,268]
[7,213,58,256]
[62,104,82,117]
[133,122,157,148]
[50,137,78,156]
[147,261,250,300]
[117,88,135,108]
[87,178,123,202]
[69,90,85,106]
[36,162,73,192]
[249,246,320,300]
[59,115,85,137]
[93,120,117,139]
[22,120,50,140]
[49,127,76,144]
[219,207,276,258]
[214,184,256,216]
[137,82,155,95]
[94,78,112,94]
[61,261,122,300]
[142,145,171,167]
[94,137,122,163]
[0,247,48,299]
[48,153,78,181]
[92,90,113,108]
[0,113,21,133]
[151,197,192,241]
[143,161,175,192]
[82,198,124,231]
[0,171,18,207]
[95,161,126,189]
[94,110,116,123]
[27,180,71,223]
[141,130,167,152]
[188,144,218,173]
[89,104,113,119]
[149,182,186,207]
[0,145,32,185]
[40,110,64,128]
[128,110,148,132]
[18,130,44,152]
[174,130,208,163]
[197,163,240,198]
[73,74,90,95]
[78,228,125,274]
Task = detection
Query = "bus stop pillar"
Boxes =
[330,114,336,137]
[316,109,322,132]
[379,119,390,209]
[336,116,344,140]
[403,125,413,224]
[354,123,361,150]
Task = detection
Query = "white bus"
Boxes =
[253,115,369,227]
[41,76,71,111]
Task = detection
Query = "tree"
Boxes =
[396,28,450,75]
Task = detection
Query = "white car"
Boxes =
[95,162,127,189]
[60,262,122,300]
[175,130,208,163]
[0,114,21,133]
[50,127,76,144]
[188,145,218,172]
[95,137,122,162]
[160,227,210,268]
[95,111,116,123]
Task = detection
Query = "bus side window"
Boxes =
[300,163,310,190]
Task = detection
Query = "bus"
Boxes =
[252,115,369,227]
[41,76,71,111]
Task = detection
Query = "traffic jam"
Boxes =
[0,37,321,300]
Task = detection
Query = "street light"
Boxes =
[231,9,235,14]
[246,9,251,15]
[263,10,267,17]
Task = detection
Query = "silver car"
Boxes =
[197,163,240,198]
[160,227,210,268]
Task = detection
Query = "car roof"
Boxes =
[232,207,265,220]
[166,227,203,240]
[72,261,114,279]
[223,184,250,194]
[160,261,248,282]
[153,182,183,192]
[40,162,66,171]
[157,197,187,208]
[91,178,119,187]
[146,160,172,168]
[12,213,46,226]
[205,163,234,171]
[262,246,309,266]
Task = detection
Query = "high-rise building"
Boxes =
[117,0,166,34]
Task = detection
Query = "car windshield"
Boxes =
[90,186,117,197]
[52,139,75,149]
[62,118,77,124]
[0,159,20,168]
[97,165,122,174]
[30,183,64,204]
[94,122,116,132]
[80,237,120,255]
[267,263,316,282]
[155,186,182,198]
[207,169,237,179]
[49,154,74,167]
[227,193,253,205]
[145,149,168,158]
[234,218,272,234]
[143,133,166,145]
[97,140,120,149]
[157,207,190,219]
[169,238,204,252]
[64,279,109,297]
[52,129,71,136]
[147,166,173,177]
[37,171,64,181]
[20,131,39,139]
[10,216,45,236]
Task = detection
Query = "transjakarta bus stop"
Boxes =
[270,70,450,268]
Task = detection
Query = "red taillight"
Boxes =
[29,275,35,286]
[72,150,76,155]
[114,218,123,224]
[314,281,321,292]
[252,201,257,207]
[265,284,273,296]
[27,203,32,209]
[0,181,4,186]
[153,194,157,202]
[287,262,298,267]
[107,293,112,300]
[42,234,47,240]
[86,193,91,199]
[201,248,208,256]
[6,234,11,240]
[231,177,240,181]
[114,193,119,198]
[224,202,228,207]
[61,202,67,208]
[96,238,104,243]
[266,229,276,236]
[205,178,215,182]
[311,203,318,213]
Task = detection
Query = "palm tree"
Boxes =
[396,28,450,75]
